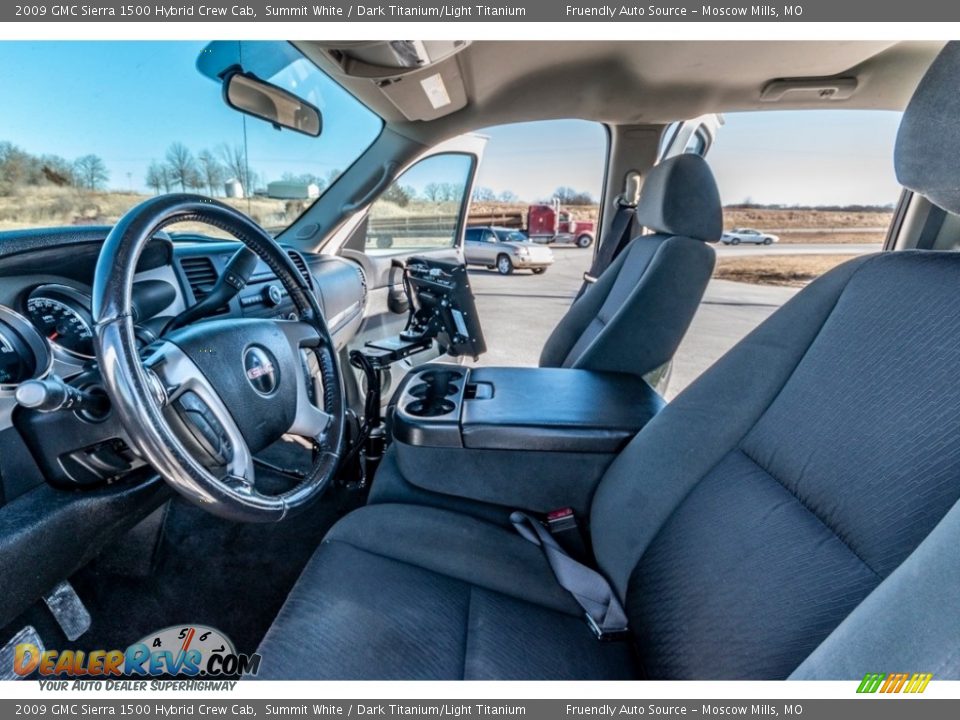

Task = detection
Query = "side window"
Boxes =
[365,153,474,254]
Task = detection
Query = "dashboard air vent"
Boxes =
[354,263,369,308]
[180,256,218,301]
[287,250,313,289]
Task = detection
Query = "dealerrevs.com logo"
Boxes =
[13,625,261,680]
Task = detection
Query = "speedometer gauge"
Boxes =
[0,306,53,391]
[0,327,32,385]
[24,285,95,359]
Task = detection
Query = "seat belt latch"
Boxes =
[546,507,577,532]
[545,507,590,563]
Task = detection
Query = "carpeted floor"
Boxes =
[47,443,357,656]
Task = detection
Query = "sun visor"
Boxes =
[376,59,469,121]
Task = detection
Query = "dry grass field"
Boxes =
[0,187,297,233]
[724,207,892,230]
[1,192,889,238]
[467,204,890,245]
[714,254,860,287]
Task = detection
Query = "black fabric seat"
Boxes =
[254,504,635,679]
[254,43,960,680]
[539,153,719,378]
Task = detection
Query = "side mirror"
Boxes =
[223,70,322,137]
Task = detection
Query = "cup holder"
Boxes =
[406,398,456,417]
[403,369,463,417]
[409,382,458,399]
[418,370,463,385]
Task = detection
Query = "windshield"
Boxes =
[0,41,382,236]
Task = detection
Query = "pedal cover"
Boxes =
[0,626,45,680]
[44,581,91,641]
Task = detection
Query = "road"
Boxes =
[468,242,876,398]
[715,242,880,257]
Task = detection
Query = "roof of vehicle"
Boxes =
[298,41,945,143]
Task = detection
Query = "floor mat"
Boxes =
[65,460,352,655]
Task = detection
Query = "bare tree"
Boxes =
[165,142,198,192]
[197,150,225,196]
[0,142,38,192]
[440,182,464,202]
[552,186,593,205]
[146,162,165,195]
[218,143,255,194]
[498,190,519,203]
[381,183,414,207]
[73,154,109,191]
[40,155,75,187]
[472,186,496,202]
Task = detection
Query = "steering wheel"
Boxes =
[92,194,345,522]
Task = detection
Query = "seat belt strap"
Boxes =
[510,511,630,640]
[578,200,636,297]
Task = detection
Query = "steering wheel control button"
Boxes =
[243,345,280,396]
[175,391,232,465]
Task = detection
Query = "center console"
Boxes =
[383,364,664,515]
[393,365,662,452]
[351,255,664,517]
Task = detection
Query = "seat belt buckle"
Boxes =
[582,272,598,285]
[546,507,577,533]
[545,507,590,563]
[585,613,630,642]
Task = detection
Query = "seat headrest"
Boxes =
[895,41,960,214]
[635,154,723,242]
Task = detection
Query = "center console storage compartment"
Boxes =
[386,365,664,514]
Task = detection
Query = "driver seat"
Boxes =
[253,43,960,680]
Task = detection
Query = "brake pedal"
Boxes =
[43,581,91,641]
[0,626,45,680]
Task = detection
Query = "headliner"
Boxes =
[299,41,944,142]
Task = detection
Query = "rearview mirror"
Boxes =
[223,70,322,137]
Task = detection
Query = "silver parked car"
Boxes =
[464,226,555,275]
[721,227,779,245]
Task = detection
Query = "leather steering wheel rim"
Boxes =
[92,194,346,522]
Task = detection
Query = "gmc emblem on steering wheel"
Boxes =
[243,345,279,396]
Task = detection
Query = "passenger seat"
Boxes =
[539,154,720,378]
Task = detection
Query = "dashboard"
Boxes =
[0,225,367,492]
[0,224,368,631]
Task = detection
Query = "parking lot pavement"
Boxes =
[667,280,799,398]
[467,245,799,398]
[467,245,592,368]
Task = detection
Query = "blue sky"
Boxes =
[0,42,904,207]
[0,41,382,192]
[478,111,904,206]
